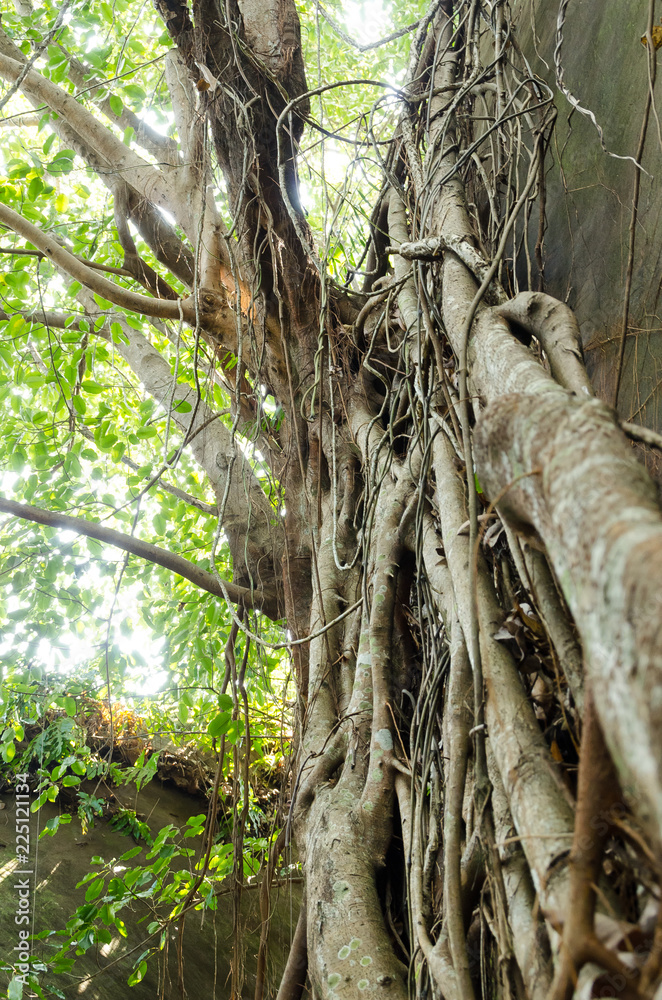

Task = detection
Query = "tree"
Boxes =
[0,1,661,999]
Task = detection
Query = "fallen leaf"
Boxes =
[641,21,662,48]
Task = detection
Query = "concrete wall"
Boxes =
[0,779,299,999]
[512,0,662,444]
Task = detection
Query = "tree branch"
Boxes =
[0,41,226,277]
[73,289,283,599]
[0,496,266,611]
[0,51,177,220]
[0,202,237,347]
[111,182,180,300]
[0,245,135,279]
[0,202,186,321]
[494,292,593,398]
[387,234,508,306]
[61,46,181,167]
[621,420,662,452]
[0,307,86,330]
[0,28,196,290]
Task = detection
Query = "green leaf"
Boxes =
[48,152,75,175]
[6,272,29,290]
[108,94,124,116]
[123,84,146,101]
[207,711,231,738]
[39,814,72,838]
[64,696,76,716]
[120,845,143,861]
[8,976,24,1000]
[85,877,105,902]
[110,321,129,345]
[128,960,148,986]
[81,381,104,394]
[28,176,43,201]
[98,433,118,451]
[31,789,49,812]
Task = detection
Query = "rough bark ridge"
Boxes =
[1,1,662,999]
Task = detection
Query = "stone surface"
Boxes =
[512,0,662,453]
[0,779,299,999]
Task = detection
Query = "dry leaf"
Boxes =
[196,63,220,92]
[641,21,662,48]
[517,601,544,637]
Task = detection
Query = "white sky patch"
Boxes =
[157,205,176,225]
[140,106,174,138]
[0,467,170,690]
[319,147,351,186]
[343,0,391,45]
[128,667,169,695]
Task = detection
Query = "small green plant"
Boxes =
[77,792,105,834]
[109,806,153,844]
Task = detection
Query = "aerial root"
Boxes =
[548,692,649,1000]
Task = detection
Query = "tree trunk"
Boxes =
[1,2,661,999]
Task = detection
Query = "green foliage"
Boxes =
[33,814,273,986]
[109,807,153,844]
[293,0,428,275]
[0,0,336,743]
[0,685,287,992]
